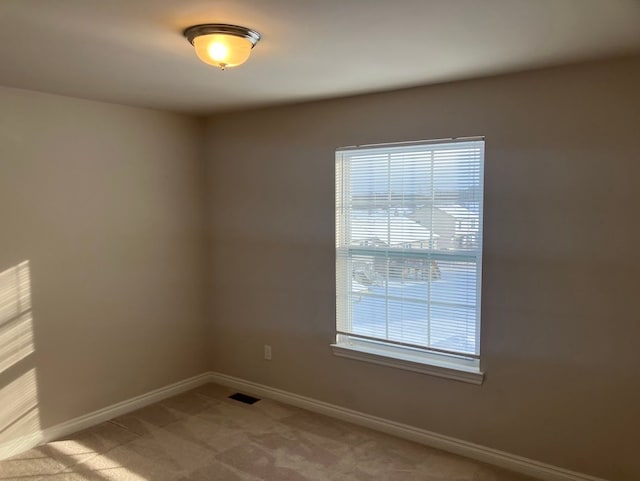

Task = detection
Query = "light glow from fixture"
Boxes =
[184,24,260,70]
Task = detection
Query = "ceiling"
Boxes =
[1,0,639,114]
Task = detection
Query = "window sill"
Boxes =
[331,342,484,385]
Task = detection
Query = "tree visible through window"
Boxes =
[335,138,484,366]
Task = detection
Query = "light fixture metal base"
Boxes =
[183,24,261,47]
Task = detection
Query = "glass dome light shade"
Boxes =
[193,33,253,69]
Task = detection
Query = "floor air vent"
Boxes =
[229,392,261,404]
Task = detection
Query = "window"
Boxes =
[334,138,485,383]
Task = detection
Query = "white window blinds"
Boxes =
[335,139,484,359]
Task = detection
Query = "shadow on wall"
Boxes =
[0,260,40,455]
[0,261,153,480]
[0,260,206,481]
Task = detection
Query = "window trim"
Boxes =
[331,336,484,385]
[334,137,485,383]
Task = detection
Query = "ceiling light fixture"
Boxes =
[183,24,261,70]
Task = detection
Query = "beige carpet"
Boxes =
[0,383,535,480]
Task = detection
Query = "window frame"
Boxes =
[333,137,485,384]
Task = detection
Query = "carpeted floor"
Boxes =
[0,383,536,480]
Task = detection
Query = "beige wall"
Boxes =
[204,55,640,481]
[0,86,208,440]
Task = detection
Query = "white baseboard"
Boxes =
[0,371,609,481]
[208,372,609,481]
[0,372,211,460]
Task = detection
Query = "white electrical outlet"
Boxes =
[264,344,272,360]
